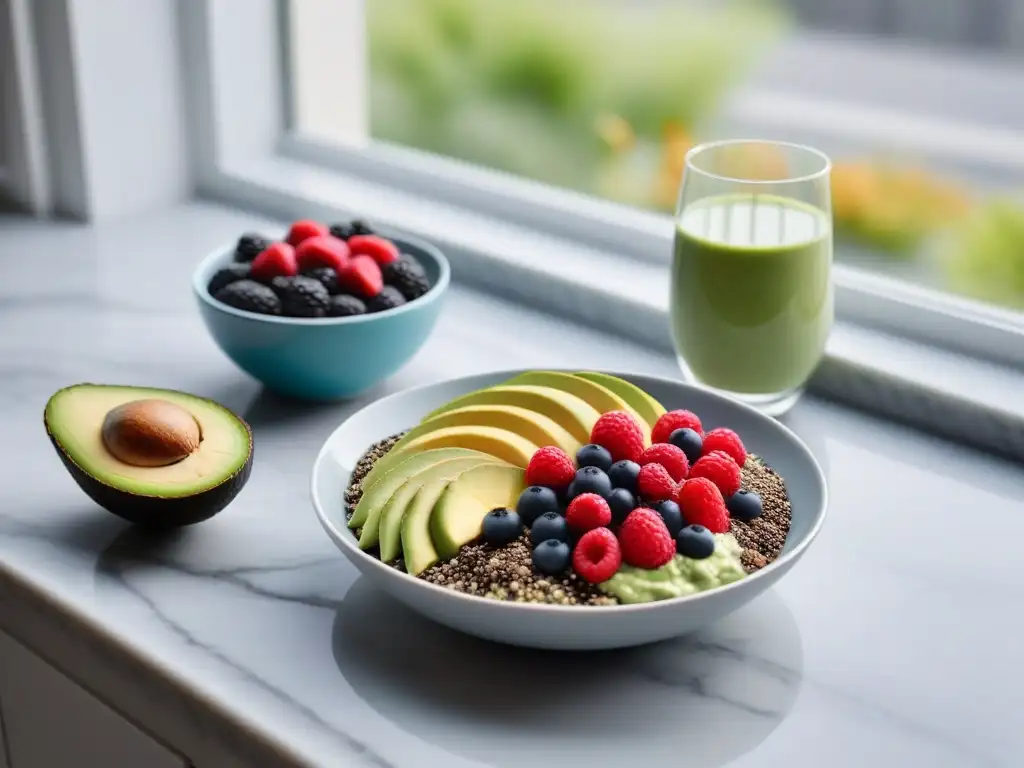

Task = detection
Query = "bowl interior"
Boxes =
[311,368,828,606]
[192,231,450,324]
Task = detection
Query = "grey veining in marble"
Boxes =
[1,204,1023,767]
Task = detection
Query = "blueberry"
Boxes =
[532,539,571,575]
[566,466,613,501]
[653,500,684,537]
[606,487,636,526]
[481,507,522,547]
[576,443,613,472]
[516,485,560,526]
[676,524,716,559]
[726,490,763,522]
[669,428,703,464]
[608,460,641,494]
[530,511,568,543]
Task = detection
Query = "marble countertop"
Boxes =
[1,204,1022,767]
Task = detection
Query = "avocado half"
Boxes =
[44,384,253,527]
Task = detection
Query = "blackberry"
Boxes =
[328,294,366,317]
[234,233,271,263]
[350,219,375,236]
[214,280,281,315]
[208,263,251,295]
[302,266,339,294]
[328,222,354,240]
[280,276,330,317]
[367,285,406,313]
[399,253,426,276]
[270,276,295,296]
[382,259,430,300]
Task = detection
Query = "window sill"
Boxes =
[202,155,1024,461]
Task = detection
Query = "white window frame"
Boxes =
[0,0,49,214]
[10,0,1024,378]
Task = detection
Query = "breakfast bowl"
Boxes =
[193,229,450,401]
[311,369,827,650]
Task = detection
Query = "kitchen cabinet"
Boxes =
[0,629,189,768]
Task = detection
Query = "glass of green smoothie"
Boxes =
[671,139,833,417]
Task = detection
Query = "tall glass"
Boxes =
[670,139,833,417]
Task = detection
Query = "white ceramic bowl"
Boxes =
[311,369,828,650]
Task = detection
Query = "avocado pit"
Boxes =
[101,398,202,467]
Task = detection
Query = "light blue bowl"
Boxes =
[193,234,450,400]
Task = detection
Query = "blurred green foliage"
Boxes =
[368,0,786,194]
[943,197,1024,310]
[366,0,1024,311]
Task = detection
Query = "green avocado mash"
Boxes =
[600,534,747,604]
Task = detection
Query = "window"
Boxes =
[287,0,1024,320]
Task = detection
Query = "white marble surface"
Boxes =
[1,204,1023,767]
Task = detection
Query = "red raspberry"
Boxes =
[702,427,747,466]
[337,255,383,299]
[651,409,703,444]
[348,235,400,267]
[286,219,328,247]
[676,477,730,533]
[565,493,612,532]
[295,235,350,272]
[525,446,576,492]
[689,450,741,497]
[590,411,645,463]
[617,508,675,569]
[640,443,689,482]
[572,527,622,583]
[250,242,297,282]
[637,463,677,502]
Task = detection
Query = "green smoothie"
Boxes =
[671,194,832,394]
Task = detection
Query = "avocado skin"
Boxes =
[47,433,253,527]
[44,390,254,528]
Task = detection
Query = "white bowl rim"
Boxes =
[310,368,829,615]
[192,232,451,326]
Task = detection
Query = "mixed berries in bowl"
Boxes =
[194,217,449,400]
[209,219,435,319]
[312,369,827,649]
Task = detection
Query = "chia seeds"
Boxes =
[344,437,794,601]
[732,455,792,572]
[344,432,405,518]
[420,534,617,606]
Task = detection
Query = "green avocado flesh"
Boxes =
[430,463,525,559]
[363,456,505,555]
[385,405,581,458]
[503,371,651,439]
[349,448,493,529]
[575,371,666,426]
[401,478,449,576]
[423,385,601,444]
[45,384,251,499]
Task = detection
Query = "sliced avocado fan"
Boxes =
[349,448,493,529]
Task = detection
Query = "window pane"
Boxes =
[293,0,1024,316]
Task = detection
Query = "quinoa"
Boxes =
[731,455,792,573]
